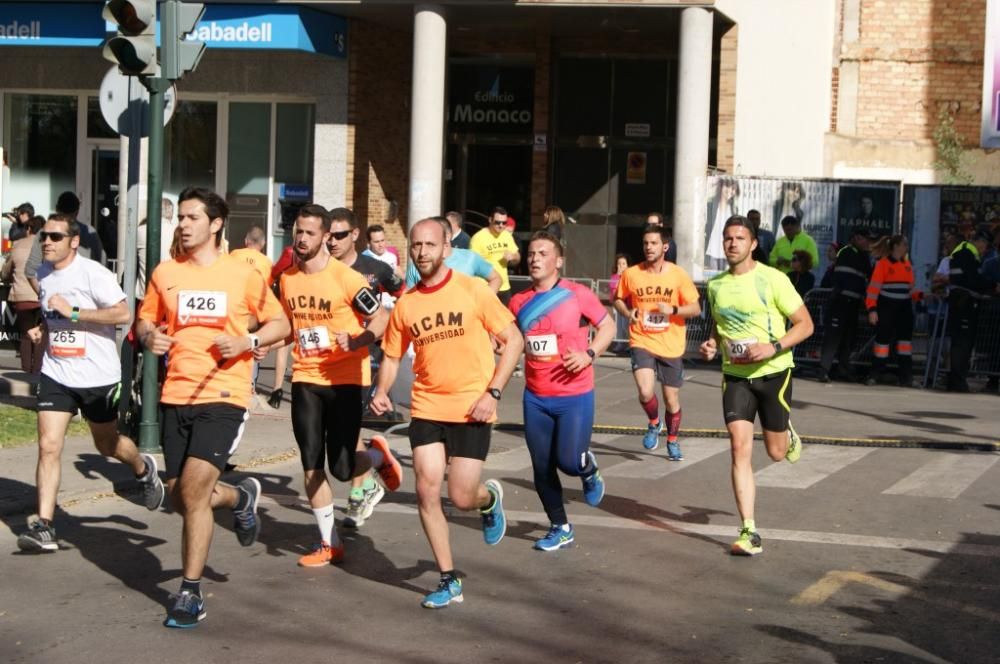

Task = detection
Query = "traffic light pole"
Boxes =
[138,75,170,452]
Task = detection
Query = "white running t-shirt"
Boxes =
[38,254,127,388]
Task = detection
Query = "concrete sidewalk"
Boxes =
[1,348,997,517]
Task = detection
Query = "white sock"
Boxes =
[312,504,339,547]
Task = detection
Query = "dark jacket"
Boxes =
[830,243,871,300]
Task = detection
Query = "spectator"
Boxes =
[981,232,1000,393]
[769,215,819,274]
[788,250,815,297]
[25,191,104,293]
[865,234,921,387]
[0,215,45,373]
[817,226,874,383]
[819,242,840,289]
[470,205,520,305]
[748,209,775,266]
[7,202,35,243]
[446,210,471,250]
[362,224,404,279]
[946,230,993,392]
[609,253,630,354]
[542,205,567,241]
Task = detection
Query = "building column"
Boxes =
[672,7,713,279]
[407,4,447,227]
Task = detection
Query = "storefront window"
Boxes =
[228,102,271,196]
[2,94,77,212]
[275,103,314,186]
[87,97,119,139]
[165,100,217,200]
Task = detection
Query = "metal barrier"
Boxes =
[793,288,879,367]
[923,297,1000,386]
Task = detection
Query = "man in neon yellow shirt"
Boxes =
[470,206,520,305]
[769,215,819,274]
[700,214,814,557]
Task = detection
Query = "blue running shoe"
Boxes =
[164,590,206,628]
[581,452,605,507]
[421,577,463,609]
[481,479,506,546]
[666,440,683,461]
[534,523,575,552]
[642,421,662,450]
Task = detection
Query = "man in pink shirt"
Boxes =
[508,231,616,551]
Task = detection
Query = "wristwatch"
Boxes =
[70,306,80,323]
[487,387,502,401]
[773,341,783,353]
[585,349,596,361]
[248,334,261,350]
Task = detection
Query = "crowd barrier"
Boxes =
[792,288,880,367]
[922,297,1000,387]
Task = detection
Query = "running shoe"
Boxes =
[297,542,345,567]
[369,435,402,491]
[267,388,284,409]
[421,577,463,609]
[642,421,662,450]
[666,440,684,461]
[343,479,385,529]
[581,452,605,507]
[17,517,58,552]
[481,479,506,546]
[140,453,165,511]
[233,477,261,547]
[163,590,206,628]
[785,421,802,464]
[731,527,763,556]
[534,524,575,552]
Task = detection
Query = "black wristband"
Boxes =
[349,329,376,351]
[773,341,783,353]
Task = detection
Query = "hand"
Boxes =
[561,350,592,374]
[334,331,352,352]
[252,344,270,361]
[745,342,777,363]
[213,334,251,359]
[47,293,73,318]
[630,308,641,322]
[502,252,516,264]
[868,311,878,326]
[144,325,176,356]
[699,338,717,361]
[466,391,498,422]
[369,390,392,416]
[27,325,43,344]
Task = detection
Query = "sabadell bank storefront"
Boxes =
[0,1,349,263]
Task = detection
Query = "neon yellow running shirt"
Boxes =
[706,263,804,378]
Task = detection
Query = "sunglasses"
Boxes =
[329,230,352,240]
[493,219,507,225]
[40,231,72,243]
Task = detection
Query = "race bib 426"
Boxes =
[177,290,228,328]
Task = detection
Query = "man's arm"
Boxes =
[485,268,502,293]
[745,304,814,363]
[467,321,524,422]
[47,294,131,325]
[370,354,400,415]
[562,315,615,374]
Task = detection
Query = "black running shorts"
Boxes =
[37,374,120,424]
[409,418,491,461]
[629,347,684,388]
[291,382,362,480]
[722,369,793,432]
[160,403,249,479]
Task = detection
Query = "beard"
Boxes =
[416,254,444,278]
[295,243,322,262]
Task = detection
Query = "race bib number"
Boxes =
[525,333,558,359]
[642,310,670,331]
[177,290,227,328]
[726,337,757,364]
[297,325,331,357]
[50,328,85,357]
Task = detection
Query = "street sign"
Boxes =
[98,66,176,137]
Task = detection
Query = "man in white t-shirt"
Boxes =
[17,213,165,553]
[361,224,404,279]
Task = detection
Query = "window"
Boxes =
[2,94,77,212]
[165,100,218,199]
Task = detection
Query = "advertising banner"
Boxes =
[982,0,1000,147]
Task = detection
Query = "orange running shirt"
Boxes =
[280,257,372,386]
[613,263,699,359]
[229,248,273,284]
[138,253,284,409]
[382,270,515,423]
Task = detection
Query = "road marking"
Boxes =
[261,495,1000,559]
[792,570,1000,624]
[883,452,1000,499]
[755,445,875,489]
[602,438,729,479]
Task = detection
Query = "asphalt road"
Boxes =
[1,427,998,664]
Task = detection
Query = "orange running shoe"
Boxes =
[297,542,345,567]
[369,434,402,491]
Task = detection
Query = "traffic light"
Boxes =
[162,1,206,81]
[102,0,157,76]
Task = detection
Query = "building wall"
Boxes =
[714,0,837,178]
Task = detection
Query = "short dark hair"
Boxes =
[366,224,385,240]
[329,207,356,228]
[781,215,801,227]
[528,230,564,257]
[16,202,34,218]
[490,206,508,218]
[47,212,80,237]
[55,191,80,215]
[297,203,332,231]
[27,215,45,234]
[642,223,670,243]
[178,187,229,246]
[723,214,757,239]
[647,212,665,225]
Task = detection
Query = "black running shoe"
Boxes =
[164,590,206,628]
[267,388,284,409]
[140,453,165,511]
[17,517,58,552]
[233,478,261,546]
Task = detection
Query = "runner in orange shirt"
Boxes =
[613,224,701,459]
[137,187,290,629]
[371,218,523,609]
[275,204,402,567]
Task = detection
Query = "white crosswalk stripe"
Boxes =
[601,437,730,479]
[754,445,876,489]
[883,452,1000,499]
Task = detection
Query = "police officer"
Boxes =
[818,226,873,383]
[947,230,992,392]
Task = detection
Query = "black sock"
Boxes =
[180,578,201,597]
[440,570,457,583]
[235,486,250,511]
[480,492,496,513]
